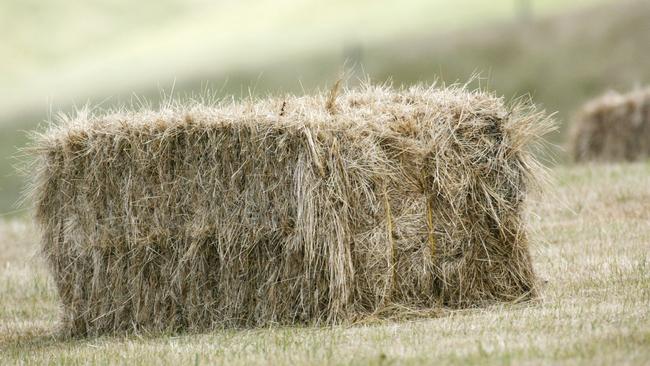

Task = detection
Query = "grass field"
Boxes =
[1,162,648,364]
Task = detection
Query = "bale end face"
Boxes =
[31,85,550,337]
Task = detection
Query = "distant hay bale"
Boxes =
[569,87,650,162]
[31,84,551,337]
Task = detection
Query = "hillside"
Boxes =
[0,0,601,125]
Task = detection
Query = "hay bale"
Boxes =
[31,84,550,337]
[569,87,650,162]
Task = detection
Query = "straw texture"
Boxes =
[569,87,650,162]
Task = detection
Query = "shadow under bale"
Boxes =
[569,87,650,162]
[30,84,551,337]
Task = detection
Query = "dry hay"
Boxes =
[569,87,650,162]
[30,83,551,337]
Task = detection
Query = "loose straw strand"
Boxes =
[426,196,436,259]
[381,183,397,305]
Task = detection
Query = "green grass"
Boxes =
[0,0,602,118]
[1,162,649,364]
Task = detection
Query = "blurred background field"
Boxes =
[1,0,649,215]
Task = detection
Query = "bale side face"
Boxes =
[569,87,650,162]
[32,85,548,337]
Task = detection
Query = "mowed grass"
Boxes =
[1,163,649,365]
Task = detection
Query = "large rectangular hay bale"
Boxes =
[32,85,549,337]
